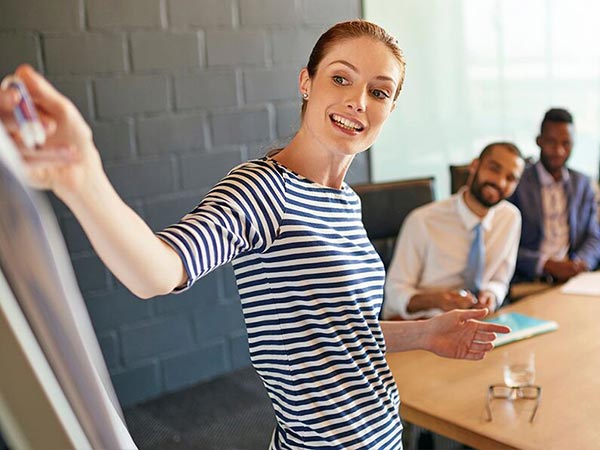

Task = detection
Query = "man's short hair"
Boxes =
[478,142,522,161]
[540,108,573,134]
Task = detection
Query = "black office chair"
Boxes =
[449,163,471,194]
[352,177,435,269]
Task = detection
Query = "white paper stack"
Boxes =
[0,122,137,450]
[560,272,600,296]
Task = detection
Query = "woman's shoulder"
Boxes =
[220,157,288,196]
[229,157,284,176]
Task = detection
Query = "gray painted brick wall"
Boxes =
[94,75,170,117]
[87,0,164,29]
[130,32,204,71]
[121,315,195,364]
[206,30,267,66]
[50,79,94,121]
[243,68,300,103]
[137,114,208,155]
[271,29,323,64]
[239,0,299,27]
[0,33,42,77]
[44,33,128,74]
[167,0,236,28]
[174,71,239,110]
[180,149,245,189]
[92,120,136,161]
[0,0,82,31]
[98,331,120,369]
[0,0,365,409]
[302,0,362,25]
[210,107,271,146]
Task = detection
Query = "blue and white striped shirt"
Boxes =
[157,158,402,449]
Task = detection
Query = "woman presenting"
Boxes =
[0,20,508,450]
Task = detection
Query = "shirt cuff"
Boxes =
[382,285,418,319]
[156,231,194,293]
[480,282,506,309]
[399,306,444,320]
[382,284,448,319]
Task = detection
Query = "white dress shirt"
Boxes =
[535,161,570,274]
[382,189,522,319]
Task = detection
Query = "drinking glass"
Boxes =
[503,350,535,388]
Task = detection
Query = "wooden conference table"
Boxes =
[386,287,600,450]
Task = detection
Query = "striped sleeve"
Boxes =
[156,160,286,291]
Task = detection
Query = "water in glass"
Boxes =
[503,363,535,387]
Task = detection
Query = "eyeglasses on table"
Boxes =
[485,384,542,423]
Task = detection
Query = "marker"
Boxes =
[1,75,46,149]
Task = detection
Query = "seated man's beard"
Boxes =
[470,175,503,208]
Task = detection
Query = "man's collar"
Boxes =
[535,160,569,186]
[456,187,496,231]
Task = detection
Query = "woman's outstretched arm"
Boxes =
[380,308,510,360]
[0,65,186,298]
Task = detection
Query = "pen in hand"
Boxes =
[457,289,478,304]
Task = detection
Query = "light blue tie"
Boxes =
[464,222,484,295]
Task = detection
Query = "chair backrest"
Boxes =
[449,164,471,194]
[352,177,435,269]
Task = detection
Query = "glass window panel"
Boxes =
[365,0,600,199]
[501,0,547,61]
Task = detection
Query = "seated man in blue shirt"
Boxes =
[508,108,600,283]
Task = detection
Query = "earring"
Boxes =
[302,92,309,100]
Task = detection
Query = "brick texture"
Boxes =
[94,75,169,118]
[271,29,323,65]
[240,0,300,27]
[168,0,235,28]
[206,30,267,66]
[121,315,194,364]
[92,120,135,161]
[51,78,94,121]
[105,157,175,198]
[60,215,93,253]
[85,288,153,332]
[130,32,203,71]
[0,33,41,78]
[44,33,127,75]
[174,71,238,110]
[71,254,109,292]
[143,191,207,230]
[193,302,245,343]
[154,272,220,314]
[137,114,207,156]
[301,0,362,25]
[244,68,299,103]
[0,0,366,408]
[0,0,81,31]
[179,148,245,189]
[87,0,163,29]
[98,331,120,369]
[162,342,228,392]
[111,361,161,407]
[210,108,271,146]
[276,103,301,139]
[230,332,251,370]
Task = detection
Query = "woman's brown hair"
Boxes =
[301,20,406,116]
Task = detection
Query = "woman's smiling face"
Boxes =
[299,36,403,158]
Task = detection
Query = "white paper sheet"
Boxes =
[0,122,137,449]
[560,272,600,296]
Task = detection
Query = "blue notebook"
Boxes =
[485,312,559,347]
